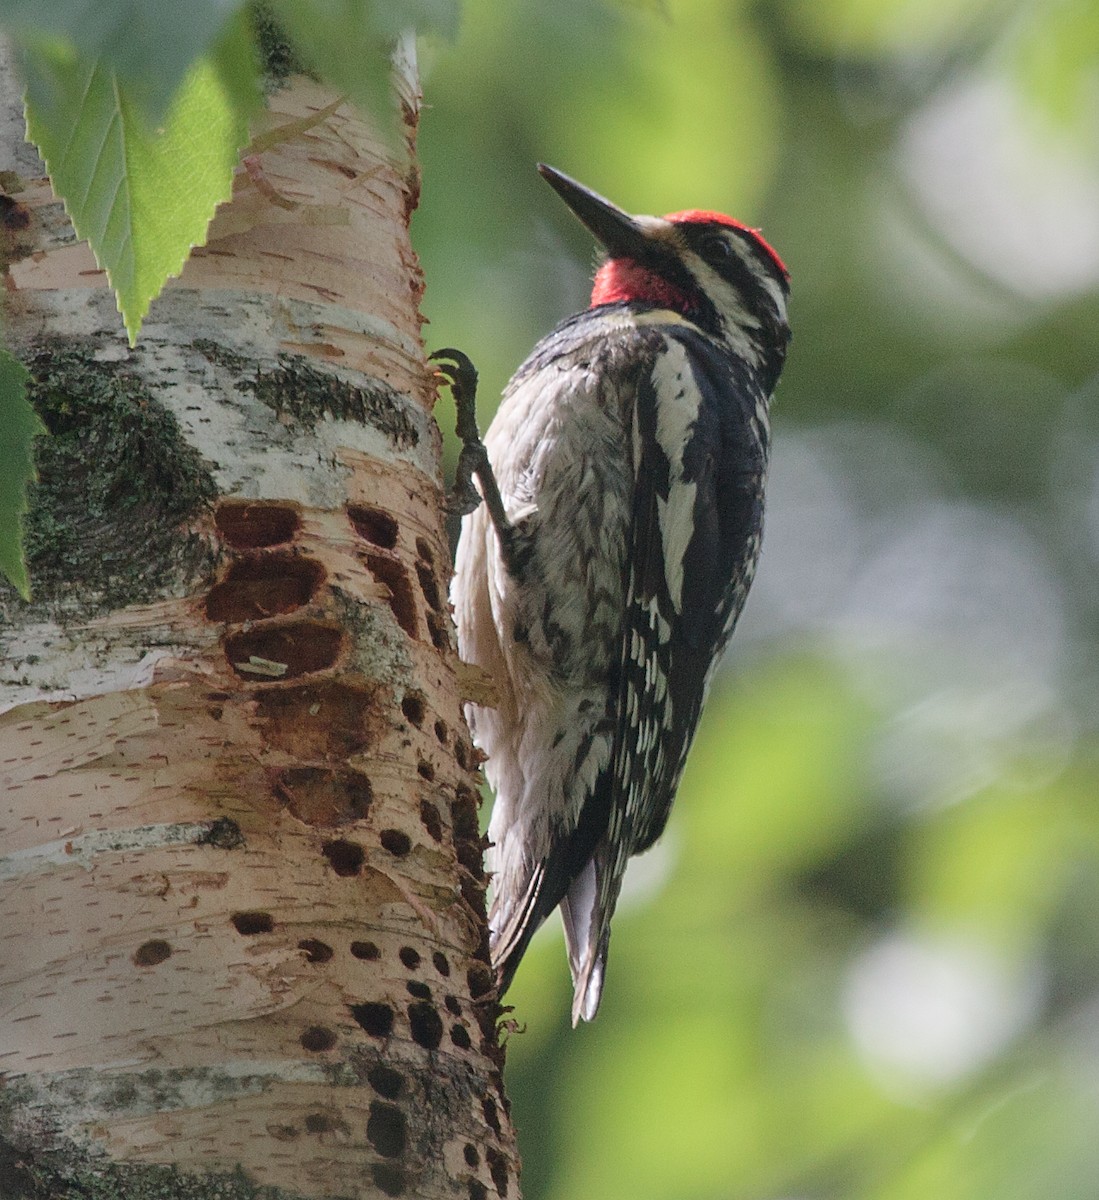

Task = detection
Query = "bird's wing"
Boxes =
[613,330,767,856]
[562,327,769,1020]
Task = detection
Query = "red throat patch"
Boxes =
[590,258,694,312]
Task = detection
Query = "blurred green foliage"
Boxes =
[413,1,1099,1197]
[4,0,1093,1192]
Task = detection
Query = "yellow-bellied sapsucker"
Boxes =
[436,164,790,1025]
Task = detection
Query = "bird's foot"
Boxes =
[432,348,490,517]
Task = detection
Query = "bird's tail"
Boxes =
[560,856,619,1025]
[488,860,549,999]
[490,824,623,1021]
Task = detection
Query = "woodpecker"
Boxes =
[437,164,790,1025]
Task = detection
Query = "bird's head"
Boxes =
[539,163,790,386]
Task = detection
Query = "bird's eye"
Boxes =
[701,235,732,265]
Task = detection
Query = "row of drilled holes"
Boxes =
[211,502,500,1197]
[213,496,487,931]
[346,503,448,649]
[213,500,449,654]
[211,501,472,779]
[132,912,490,1054]
[209,501,488,930]
[210,503,337,682]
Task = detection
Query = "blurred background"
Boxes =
[412,2,1099,1198]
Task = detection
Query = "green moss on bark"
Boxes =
[0,343,219,620]
[0,1154,321,1200]
[241,354,420,448]
[193,341,421,448]
[248,3,309,85]
[0,1078,320,1197]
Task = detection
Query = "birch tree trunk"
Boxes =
[0,40,516,1200]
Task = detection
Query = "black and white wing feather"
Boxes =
[563,324,770,1022]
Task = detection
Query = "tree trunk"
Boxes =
[0,40,516,1200]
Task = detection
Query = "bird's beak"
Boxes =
[538,164,650,260]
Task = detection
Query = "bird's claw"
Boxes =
[433,347,488,516]
[431,348,482,446]
[432,347,517,561]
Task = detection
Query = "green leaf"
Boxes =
[0,350,44,600]
[271,0,459,48]
[267,0,459,123]
[22,19,260,344]
[0,0,242,120]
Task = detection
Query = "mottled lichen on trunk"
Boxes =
[0,1123,316,1200]
[239,354,421,448]
[1,341,220,621]
[250,4,309,89]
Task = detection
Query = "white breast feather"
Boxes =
[649,342,700,614]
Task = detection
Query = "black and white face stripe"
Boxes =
[678,221,789,325]
[615,216,791,389]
